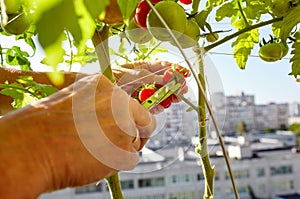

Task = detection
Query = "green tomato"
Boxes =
[2,13,30,35]
[206,32,219,42]
[271,0,290,17]
[170,19,200,49]
[146,1,188,41]
[125,19,153,44]
[3,0,24,14]
[259,42,284,62]
[280,42,289,58]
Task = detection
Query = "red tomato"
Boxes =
[179,0,192,5]
[159,97,172,108]
[134,0,151,29]
[150,0,161,3]
[138,88,156,102]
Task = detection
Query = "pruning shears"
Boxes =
[141,79,182,110]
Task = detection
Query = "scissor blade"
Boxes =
[141,80,181,110]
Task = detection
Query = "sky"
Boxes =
[208,43,300,105]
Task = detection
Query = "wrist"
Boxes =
[0,107,51,198]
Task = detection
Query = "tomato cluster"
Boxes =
[134,65,190,113]
[127,0,200,49]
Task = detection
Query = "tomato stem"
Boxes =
[191,0,201,15]
[237,0,249,27]
[92,25,123,199]
[92,25,116,83]
[195,48,215,199]
[204,17,283,52]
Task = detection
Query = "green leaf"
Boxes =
[46,72,65,87]
[195,10,211,31]
[231,29,259,69]
[244,0,270,20]
[289,41,300,77]
[0,82,37,109]
[83,0,109,19]
[67,47,98,65]
[279,5,300,44]
[33,0,96,68]
[5,46,32,70]
[215,2,236,22]
[34,0,80,67]
[16,33,37,55]
[117,0,139,25]
[194,0,225,30]
[17,76,58,97]
[0,76,58,109]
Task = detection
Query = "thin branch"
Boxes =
[191,0,201,15]
[177,93,200,114]
[237,1,249,26]
[65,31,74,72]
[140,41,162,60]
[0,44,4,66]
[204,17,283,52]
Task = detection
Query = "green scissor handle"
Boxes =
[141,80,181,110]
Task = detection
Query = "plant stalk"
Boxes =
[92,25,115,83]
[92,25,123,199]
[196,49,215,199]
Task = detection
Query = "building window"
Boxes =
[226,169,249,180]
[271,180,294,192]
[75,183,102,194]
[121,180,134,189]
[197,173,205,181]
[270,165,293,176]
[257,183,266,194]
[215,172,220,181]
[185,174,190,182]
[256,167,265,177]
[172,175,176,183]
[138,177,165,188]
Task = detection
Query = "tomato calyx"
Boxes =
[258,36,288,62]
[163,64,190,84]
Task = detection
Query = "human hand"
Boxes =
[0,74,155,198]
[112,60,189,113]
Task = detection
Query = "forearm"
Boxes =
[0,106,50,199]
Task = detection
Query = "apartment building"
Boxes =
[39,142,300,199]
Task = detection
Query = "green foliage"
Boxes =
[0,76,58,109]
[232,29,259,69]
[117,0,139,26]
[288,123,300,136]
[235,121,248,134]
[290,41,300,77]
[279,5,300,44]
[215,2,237,22]
[5,46,31,70]
[16,31,36,55]
[109,38,167,65]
